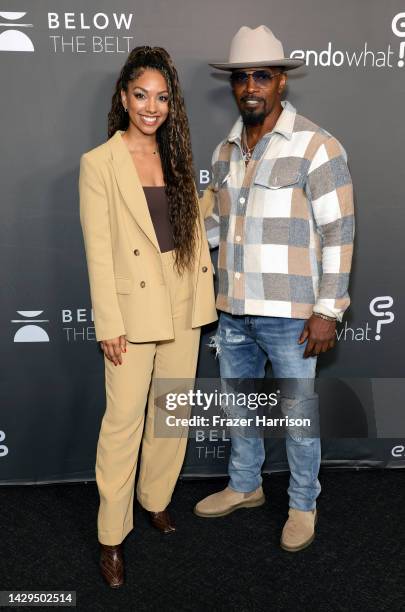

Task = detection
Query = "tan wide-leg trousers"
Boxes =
[96,250,200,545]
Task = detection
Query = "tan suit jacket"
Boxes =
[79,130,217,342]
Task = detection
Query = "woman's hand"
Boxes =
[100,335,127,365]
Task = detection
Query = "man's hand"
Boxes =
[100,335,127,365]
[298,315,336,358]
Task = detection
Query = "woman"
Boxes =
[79,46,217,588]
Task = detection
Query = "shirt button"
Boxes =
[202,266,208,273]
[140,281,146,288]
[235,235,241,242]
[235,272,241,279]
[133,249,140,256]
[239,197,246,204]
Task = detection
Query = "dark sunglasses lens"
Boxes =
[231,71,247,83]
[231,71,275,84]
[254,71,273,82]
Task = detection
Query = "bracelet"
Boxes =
[312,311,337,322]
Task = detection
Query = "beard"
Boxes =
[239,96,270,126]
[241,109,267,126]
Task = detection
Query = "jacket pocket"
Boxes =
[254,165,301,189]
[115,277,132,294]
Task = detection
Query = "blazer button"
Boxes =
[202,266,208,273]
[140,281,146,288]
[133,249,140,256]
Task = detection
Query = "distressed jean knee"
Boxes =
[281,394,319,442]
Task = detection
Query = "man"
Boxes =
[194,26,354,551]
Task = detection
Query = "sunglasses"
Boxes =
[230,70,282,85]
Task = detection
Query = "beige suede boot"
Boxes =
[194,486,265,517]
[280,508,317,552]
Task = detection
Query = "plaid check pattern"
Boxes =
[204,101,355,321]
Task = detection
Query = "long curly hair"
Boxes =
[108,46,199,274]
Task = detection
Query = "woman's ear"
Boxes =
[120,89,127,111]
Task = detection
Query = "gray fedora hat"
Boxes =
[209,25,304,71]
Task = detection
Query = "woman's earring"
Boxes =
[124,107,128,112]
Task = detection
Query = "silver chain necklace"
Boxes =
[241,127,254,164]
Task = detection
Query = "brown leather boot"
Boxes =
[99,543,124,588]
[148,509,176,534]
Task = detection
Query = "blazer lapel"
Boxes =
[108,130,160,250]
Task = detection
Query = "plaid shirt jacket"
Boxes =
[203,101,355,322]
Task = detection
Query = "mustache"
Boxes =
[240,95,265,103]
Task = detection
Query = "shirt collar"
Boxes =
[227,100,297,144]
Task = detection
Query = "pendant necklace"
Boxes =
[241,127,254,164]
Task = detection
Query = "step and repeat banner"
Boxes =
[1,0,404,483]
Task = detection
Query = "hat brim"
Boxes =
[209,59,304,71]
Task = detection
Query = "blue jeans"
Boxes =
[213,311,321,511]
